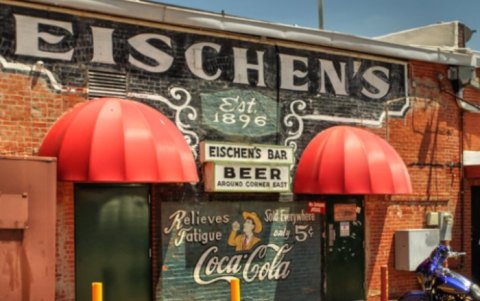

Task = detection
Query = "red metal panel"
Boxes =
[0,232,23,301]
[0,156,56,301]
[0,193,28,229]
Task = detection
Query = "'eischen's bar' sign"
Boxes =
[200,141,294,164]
[201,141,293,192]
[203,163,291,192]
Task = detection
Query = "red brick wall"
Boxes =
[0,73,84,156]
[1,49,478,301]
[0,72,83,300]
[463,81,480,150]
[461,75,480,291]
[364,60,470,300]
[56,182,75,301]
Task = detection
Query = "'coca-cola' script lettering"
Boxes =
[193,243,293,284]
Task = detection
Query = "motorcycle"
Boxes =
[399,243,480,301]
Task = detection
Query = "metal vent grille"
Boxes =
[87,70,127,99]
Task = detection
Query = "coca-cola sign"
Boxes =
[158,201,323,301]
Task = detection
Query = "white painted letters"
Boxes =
[128,33,173,73]
[194,244,292,285]
[232,47,266,87]
[90,27,115,64]
[185,42,222,80]
[279,54,308,91]
[10,13,403,100]
[319,59,347,95]
[361,66,390,99]
[14,14,74,60]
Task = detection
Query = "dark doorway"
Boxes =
[325,196,365,301]
[75,184,151,301]
[472,186,480,283]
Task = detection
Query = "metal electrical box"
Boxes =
[395,229,439,271]
[425,211,453,241]
[439,212,453,241]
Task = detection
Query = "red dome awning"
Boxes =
[294,126,412,194]
[39,98,199,183]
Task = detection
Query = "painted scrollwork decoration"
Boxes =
[168,87,199,157]
[128,88,199,158]
[282,97,410,152]
[283,99,307,152]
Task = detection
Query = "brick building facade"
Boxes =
[1,0,480,300]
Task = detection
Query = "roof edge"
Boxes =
[375,21,475,49]
[15,0,480,67]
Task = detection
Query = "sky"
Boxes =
[152,0,480,51]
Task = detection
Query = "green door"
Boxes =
[472,187,480,283]
[75,184,151,301]
[325,196,365,301]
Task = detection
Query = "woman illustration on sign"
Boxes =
[228,211,262,251]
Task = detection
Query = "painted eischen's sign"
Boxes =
[0,5,409,150]
[201,142,293,192]
[12,13,400,99]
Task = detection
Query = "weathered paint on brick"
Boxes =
[0,1,479,301]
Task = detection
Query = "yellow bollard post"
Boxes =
[92,282,103,301]
[230,277,240,301]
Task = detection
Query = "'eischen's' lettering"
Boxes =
[14,13,393,99]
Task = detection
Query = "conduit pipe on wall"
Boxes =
[442,87,480,113]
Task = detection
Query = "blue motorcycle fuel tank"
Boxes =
[437,270,472,294]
